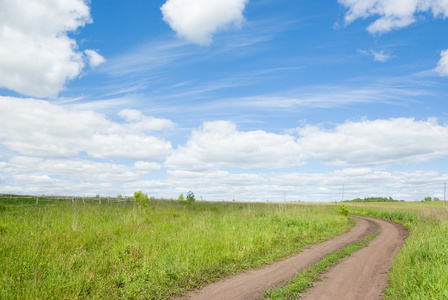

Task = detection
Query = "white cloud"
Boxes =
[116,109,175,133]
[84,49,106,68]
[297,118,448,166]
[371,50,391,62]
[161,0,249,45]
[166,121,304,170]
[0,97,173,161]
[339,0,448,34]
[135,161,162,173]
[435,49,448,76]
[358,49,391,62]
[0,0,103,97]
[121,167,448,202]
[86,134,172,161]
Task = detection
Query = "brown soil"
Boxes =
[175,216,398,300]
[300,216,408,300]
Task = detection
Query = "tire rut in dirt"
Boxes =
[300,217,408,300]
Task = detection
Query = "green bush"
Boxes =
[338,204,349,216]
[186,191,195,204]
[134,191,150,207]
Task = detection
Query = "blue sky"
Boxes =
[0,0,447,201]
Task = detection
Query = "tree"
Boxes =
[178,193,184,201]
[186,191,195,204]
[424,196,432,202]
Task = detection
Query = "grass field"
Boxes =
[2,196,447,299]
[0,197,351,299]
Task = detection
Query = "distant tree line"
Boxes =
[344,197,404,203]
[422,196,440,202]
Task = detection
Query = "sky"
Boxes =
[0,0,447,202]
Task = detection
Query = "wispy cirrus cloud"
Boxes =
[358,49,392,62]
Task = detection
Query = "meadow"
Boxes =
[1,196,447,299]
[0,197,351,299]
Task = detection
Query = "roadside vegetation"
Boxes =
[0,196,351,299]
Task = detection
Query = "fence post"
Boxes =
[72,197,74,205]
[99,197,101,205]
[35,196,38,205]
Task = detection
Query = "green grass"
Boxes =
[262,233,379,300]
[0,199,352,299]
[344,201,448,299]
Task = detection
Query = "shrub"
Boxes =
[134,191,150,207]
[339,204,349,216]
[178,193,184,201]
[186,191,195,204]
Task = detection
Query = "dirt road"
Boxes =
[301,216,408,300]
[176,216,400,300]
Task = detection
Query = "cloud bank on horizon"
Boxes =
[0,0,447,201]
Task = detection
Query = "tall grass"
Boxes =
[345,201,448,299]
[0,200,351,299]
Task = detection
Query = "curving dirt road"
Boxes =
[176,216,404,300]
[301,216,408,300]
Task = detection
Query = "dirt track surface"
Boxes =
[301,216,408,300]
[176,217,386,300]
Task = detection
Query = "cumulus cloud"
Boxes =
[297,118,448,166]
[435,49,448,76]
[0,97,173,161]
[2,156,142,196]
[116,109,175,133]
[134,161,162,173]
[0,0,104,97]
[6,156,140,182]
[161,0,249,45]
[338,0,448,34]
[166,121,304,170]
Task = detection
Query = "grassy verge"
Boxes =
[344,202,448,299]
[262,233,379,300]
[0,200,352,299]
